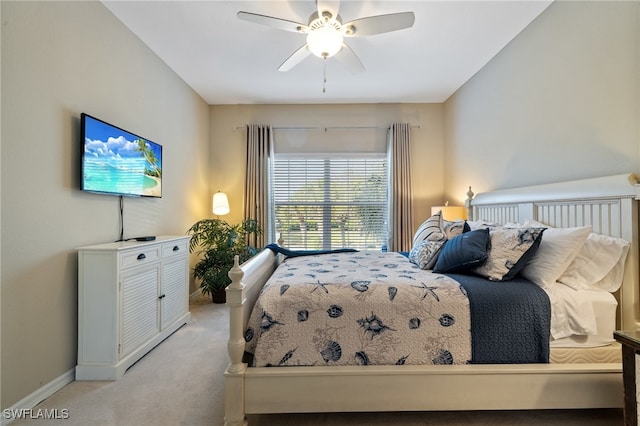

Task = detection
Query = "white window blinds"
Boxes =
[273,155,388,251]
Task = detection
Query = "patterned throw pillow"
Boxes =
[473,227,545,281]
[443,220,470,240]
[467,220,501,231]
[409,240,445,270]
[413,211,446,247]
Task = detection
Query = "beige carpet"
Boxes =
[13,293,622,426]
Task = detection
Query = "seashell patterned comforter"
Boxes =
[244,251,551,366]
[244,251,472,366]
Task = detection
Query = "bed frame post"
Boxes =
[224,255,248,426]
[465,186,475,221]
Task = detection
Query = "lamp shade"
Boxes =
[431,205,467,221]
[212,192,230,216]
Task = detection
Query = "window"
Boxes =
[273,155,388,250]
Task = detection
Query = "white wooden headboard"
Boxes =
[468,173,640,331]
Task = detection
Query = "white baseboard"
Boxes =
[1,369,74,426]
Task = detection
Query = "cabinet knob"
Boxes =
[137,253,146,260]
[158,294,166,299]
[172,246,179,252]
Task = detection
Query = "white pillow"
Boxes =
[520,221,592,288]
[558,233,630,291]
[592,244,629,292]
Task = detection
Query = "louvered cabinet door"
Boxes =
[119,264,160,359]
[160,248,189,329]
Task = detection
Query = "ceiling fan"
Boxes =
[237,0,415,73]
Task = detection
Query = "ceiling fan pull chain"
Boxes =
[323,58,327,93]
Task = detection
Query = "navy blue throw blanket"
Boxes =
[447,273,551,364]
[265,243,358,258]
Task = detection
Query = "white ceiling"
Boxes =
[102,0,552,105]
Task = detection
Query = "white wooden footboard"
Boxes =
[224,173,640,425]
[224,249,279,426]
[241,364,621,413]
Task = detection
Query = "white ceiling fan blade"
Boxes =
[278,45,312,72]
[316,0,340,20]
[335,43,365,74]
[237,11,307,33]
[343,12,415,37]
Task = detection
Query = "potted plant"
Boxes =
[187,218,262,303]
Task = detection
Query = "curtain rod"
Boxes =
[235,125,420,131]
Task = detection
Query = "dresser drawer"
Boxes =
[162,239,189,259]
[120,246,161,269]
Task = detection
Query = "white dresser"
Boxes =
[76,235,191,380]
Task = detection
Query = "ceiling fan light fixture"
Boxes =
[306,19,344,58]
[238,4,416,73]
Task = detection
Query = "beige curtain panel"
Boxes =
[244,124,273,248]
[388,123,414,252]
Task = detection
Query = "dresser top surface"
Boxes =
[77,235,190,251]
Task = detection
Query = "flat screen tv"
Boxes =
[81,113,162,198]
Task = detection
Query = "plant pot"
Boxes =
[211,287,226,304]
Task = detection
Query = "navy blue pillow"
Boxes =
[433,228,490,274]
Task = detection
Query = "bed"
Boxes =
[224,173,640,426]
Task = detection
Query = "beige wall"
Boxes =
[443,0,640,201]
[209,103,445,232]
[1,1,210,408]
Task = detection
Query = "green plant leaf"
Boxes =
[186,218,263,296]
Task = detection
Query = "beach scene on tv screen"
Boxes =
[83,118,162,197]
